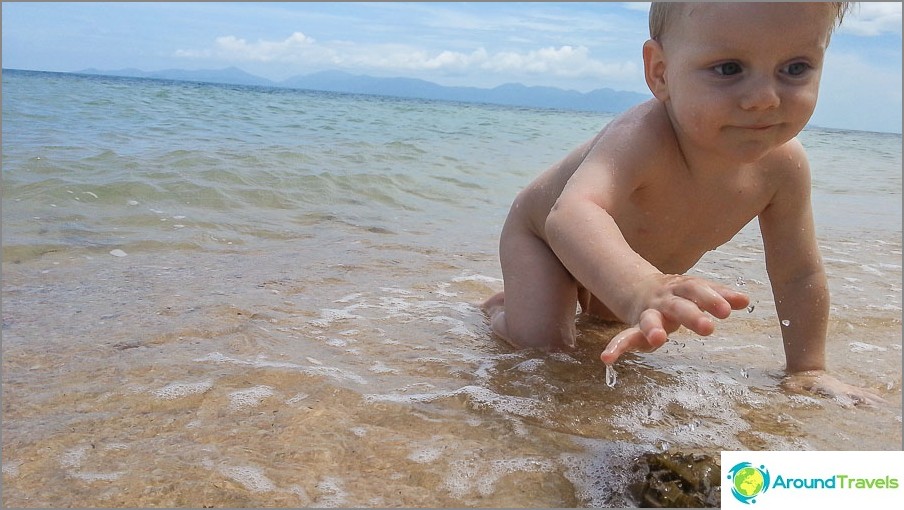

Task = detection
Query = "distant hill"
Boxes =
[77,66,275,87]
[74,67,650,114]
[283,70,649,113]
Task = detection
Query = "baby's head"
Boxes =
[649,2,851,45]
[642,2,852,163]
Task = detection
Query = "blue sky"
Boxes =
[2,2,901,133]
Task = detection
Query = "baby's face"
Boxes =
[657,3,834,162]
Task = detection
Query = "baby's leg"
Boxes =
[484,222,580,350]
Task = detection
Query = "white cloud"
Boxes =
[175,31,318,62]
[479,45,637,81]
[175,33,637,83]
[840,2,902,36]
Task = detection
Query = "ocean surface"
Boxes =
[2,69,901,507]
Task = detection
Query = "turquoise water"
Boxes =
[2,69,901,507]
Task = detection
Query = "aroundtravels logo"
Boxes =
[722,452,904,507]
[726,462,771,504]
[725,458,900,505]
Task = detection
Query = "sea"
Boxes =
[2,68,901,507]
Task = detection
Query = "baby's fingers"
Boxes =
[676,283,741,321]
[711,284,750,312]
[600,327,644,365]
[659,296,717,336]
[600,319,668,365]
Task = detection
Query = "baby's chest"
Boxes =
[620,196,762,271]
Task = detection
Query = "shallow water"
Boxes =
[2,70,901,507]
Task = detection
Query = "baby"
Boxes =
[483,2,883,405]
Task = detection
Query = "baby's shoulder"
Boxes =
[757,137,811,177]
[591,100,677,167]
[600,100,673,143]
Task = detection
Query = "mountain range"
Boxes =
[75,66,651,114]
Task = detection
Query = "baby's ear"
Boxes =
[643,39,669,101]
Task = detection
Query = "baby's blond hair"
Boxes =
[649,2,852,42]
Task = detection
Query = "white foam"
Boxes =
[710,344,769,352]
[59,445,126,483]
[610,367,764,450]
[60,446,89,469]
[196,352,368,385]
[859,264,883,275]
[289,485,312,505]
[849,341,887,353]
[335,293,365,303]
[451,274,502,284]
[310,307,364,328]
[380,287,414,296]
[313,476,347,507]
[365,385,544,419]
[369,361,398,374]
[549,352,580,364]
[379,297,413,316]
[286,393,310,404]
[510,358,545,373]
[443,456,555,498]
[427,315,478,338]
[228,385,275,411]
[1,461,21,477]
[152,380,214,400]
[220,465,276,493]
[71,471,125,482]
[408,448,443,464]
[559,438,646,508]
[433,282,458,297]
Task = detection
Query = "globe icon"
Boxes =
[733,466,765,497]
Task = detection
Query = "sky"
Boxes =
[2,2,902,133]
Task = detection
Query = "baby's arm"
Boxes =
[759,145,885,405]
[544,145,748,355]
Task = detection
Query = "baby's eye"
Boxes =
[713,62,742,76]
[784,62,811,76]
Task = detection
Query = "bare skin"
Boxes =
[483,3,884,406]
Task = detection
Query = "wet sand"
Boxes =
[3,226,900,507]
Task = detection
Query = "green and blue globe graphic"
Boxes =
[727,462,771,504]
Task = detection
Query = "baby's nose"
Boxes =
[739,76,781,111]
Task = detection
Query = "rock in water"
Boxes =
[629,452,721,508]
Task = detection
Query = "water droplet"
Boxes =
[781,319,791,327]
[604,363,618,388]
[736,277,746,287]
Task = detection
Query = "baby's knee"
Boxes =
[503,317,576,351]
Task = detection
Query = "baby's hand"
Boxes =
[600,275,749,365]
[782,370,886,407]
